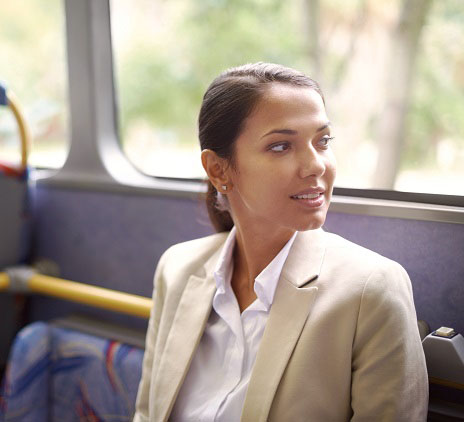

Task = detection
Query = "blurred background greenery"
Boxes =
[1,0,463,195]
[0,0,68,169]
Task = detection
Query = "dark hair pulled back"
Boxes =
[199,62,324,232]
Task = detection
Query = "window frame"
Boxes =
[34,0,464,226]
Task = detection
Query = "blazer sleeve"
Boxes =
[350,261,429,422]
[133,250,168,422]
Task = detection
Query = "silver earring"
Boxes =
[221,185,227,191]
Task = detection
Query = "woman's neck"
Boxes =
[232,223,295,294]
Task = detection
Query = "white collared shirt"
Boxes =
[170,227,297,422]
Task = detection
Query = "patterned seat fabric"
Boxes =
[0,321,144,422]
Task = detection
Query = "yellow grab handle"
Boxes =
[0,271,152,319]
[28,274,152,318]
[7,91,30,170]
[0,272,10,290]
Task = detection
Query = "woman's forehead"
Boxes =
[243,84,327,131]
[260,83,323,107]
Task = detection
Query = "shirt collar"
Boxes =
[213,227,298,311]
[254,231,297,310]
[213,226,236,293]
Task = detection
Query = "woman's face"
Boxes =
[226,83,336,234]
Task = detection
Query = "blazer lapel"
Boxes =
[241,229,327,422]
[151,250,221,421]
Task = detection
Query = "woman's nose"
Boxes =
[298,146,325,179]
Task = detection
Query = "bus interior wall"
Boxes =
[22,184,463,336]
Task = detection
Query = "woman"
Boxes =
[134,63,428,422]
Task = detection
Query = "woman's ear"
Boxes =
[201,149,232,193]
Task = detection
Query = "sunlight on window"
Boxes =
[111,0,464,196]
[0,0,68,169]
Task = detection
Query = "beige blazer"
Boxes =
[134,229,428,422]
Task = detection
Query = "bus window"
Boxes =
[110,0,463,196]
[0,0,68,170]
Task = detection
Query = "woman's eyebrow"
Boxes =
[261,122,331,139]
[316,122,331,132]
[261,129,297,138]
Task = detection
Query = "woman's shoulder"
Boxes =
[319,230,410,292]
[322,230,412,295]
[322,230,402,270]
[164,231,229,259]
[157,231,229,278]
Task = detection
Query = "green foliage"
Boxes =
[116,0,307,145]
[0,0,68,168]
[403,0,464,170]
[3,0,462,182]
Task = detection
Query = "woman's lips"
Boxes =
[291,186,325,197]
[290,192,325,208]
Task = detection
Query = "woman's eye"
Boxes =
[269,143,290,153]
[318,135,334,148]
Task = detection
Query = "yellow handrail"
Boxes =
[0,272,152,318]
[0,272,10,290]
[429,376,464,391]
[6,90,30,170]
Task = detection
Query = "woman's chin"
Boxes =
[296,207,330,231]
[296,217,327,232]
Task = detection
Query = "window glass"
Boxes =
[0,0,68,169]
[111,0,464,196]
